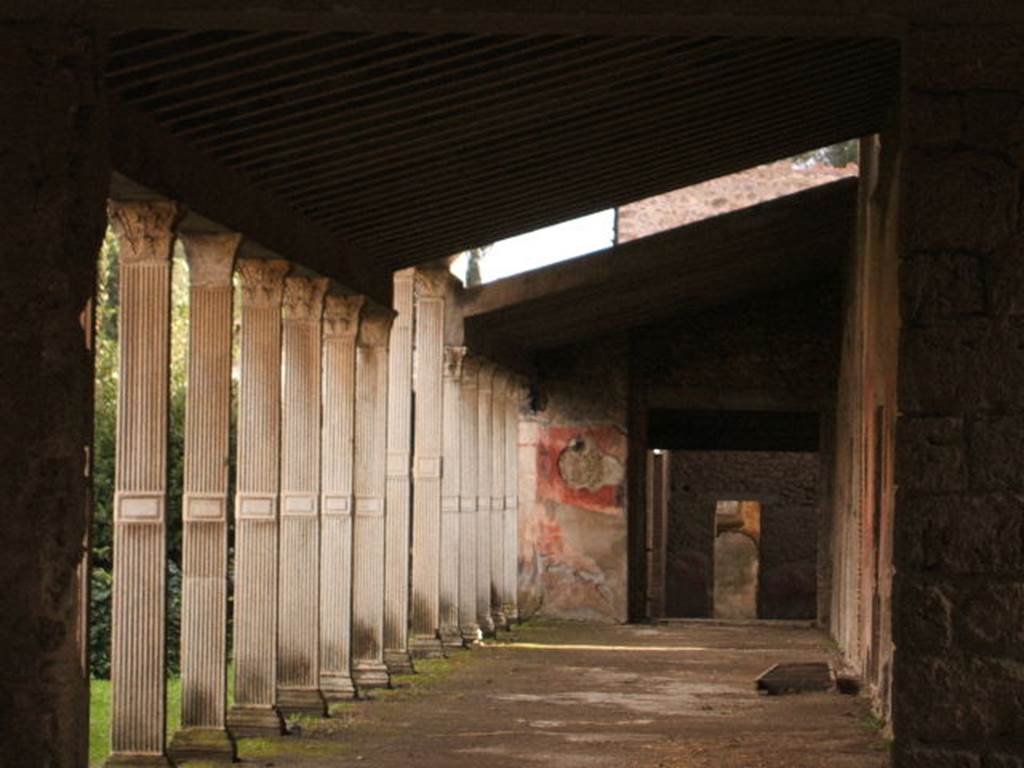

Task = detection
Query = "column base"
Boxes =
[492,609,509,631]
[439,625,464,649]
[460,624,482,647]
[479,614,496,638]
[353,660,391,690]
[320,673,357,701]
[167,726,236,763]
[226,704,286,739]
[384,649,416,676]
[410,634,445,659]
[503,604,519,625]
[276,687,328,718]
[105,756,173,768]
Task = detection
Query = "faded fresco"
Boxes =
[519,421,629,623]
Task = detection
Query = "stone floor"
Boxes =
[228,620,891,767]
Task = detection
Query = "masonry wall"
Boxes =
[830,131,900,728]
[519,335,630,623]
[666,451,819,620]
[0,12,109,768]
[890,26,1024,767]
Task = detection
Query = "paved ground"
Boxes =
[229,620,891,767]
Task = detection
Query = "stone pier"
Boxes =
[352,305,394,690]
[319,294,364,701]
[440,347,467,647]
[490,370,508,630]
[476,362,496,637]
[277,276,329,716]
[169,231,240,763]
[458,358,482,645]
[384,269,415,675]
[503,377,522,624]
[107,200,181,766]
[228,258,289,739]
[410,270,449,659]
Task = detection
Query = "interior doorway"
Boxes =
[713,500,762,619]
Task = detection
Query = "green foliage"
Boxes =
[793,139,860,169]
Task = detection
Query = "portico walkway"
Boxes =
[230,621,890,767]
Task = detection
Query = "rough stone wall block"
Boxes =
[476,362,496,635]
[228,258,289,739]
[277,276,329,716]
[410,269,452,658]
[490,370,509,630]
[170,231,240,762]
[0,21,108,766]
[384,269,415,675]
[459,358,482,644]
[440,347,467,646]
[352,305,394,689]
[319,294,364,701]
[108,200,182,762]
[893,27,1024,768]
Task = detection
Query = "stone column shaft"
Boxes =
[170,232,239,762]
[107,200,181,765]
[410,271,449,658]
[476,363,496,635]
[490,370,508,630]
[384,269,415,675]
[277,276,329,716]
[319,294,364,700]
[229,258,289,738]
[459,359,482,644]
[440,347,467,647]
[503,378,522,623]
[352,306,394,689]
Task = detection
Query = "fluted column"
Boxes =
[277,276,329,716]
[458,358,481,645]
[490,370,508,630]
[107,200,181,766]
[410,269,451,658]
[384,269,415,675]
[169,231,240,763]
[352,305,395,689]
[476,362,496,636]
[228,258,289,739]
[319,293,364,701]
[504,377,524,623]
[439,347,467,647]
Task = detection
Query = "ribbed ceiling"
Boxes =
[106,30,898,277]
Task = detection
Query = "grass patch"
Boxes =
[237,736,349,759]
[89,677,181,767]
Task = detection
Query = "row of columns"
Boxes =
[105,201,525,765]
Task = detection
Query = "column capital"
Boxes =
[444,346,467,379]
[358,305,395,348]
[414,266,459,299]
[238,258,290,307]
[283,276,329,322]
[108,199,184,264]
[323,293,365,339]
[181,232,241,288]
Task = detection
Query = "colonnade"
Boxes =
[105,201,525,765]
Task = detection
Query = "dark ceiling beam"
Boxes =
[96,1,915,37]
[462,178,857,351]
[108,97,388,303]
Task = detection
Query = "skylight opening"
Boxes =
[451,140,859,287]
